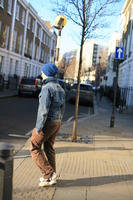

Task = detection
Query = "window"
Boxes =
[14,60,19,75]
[9,58,13,75]
[43,31,46,43]
[39,28,42,40]
[40,49,43,60]
[22,10,25,25]
[0,56,3,74]
[30,42,33,56]
[8,0,12,14]
[27,64,31,77]
[25,39,28,54]
[36,46,39,60]
[0,0,4,8]
[5,26,9,49]
[32,20,35,33]
[16,3,20,20]
[19,35,23,54]
[32,65,35,77]
[24,63,28,77]
[12,31,17,52]
[27,15,31,29]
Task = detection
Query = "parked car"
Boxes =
[58,79,67,91]
[69,83,93,106]
[18,77,42,96]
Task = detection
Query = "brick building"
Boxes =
[0,0,57,83]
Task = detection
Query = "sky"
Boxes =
[28,0,125,55]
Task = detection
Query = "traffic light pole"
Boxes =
[110,59,119,128]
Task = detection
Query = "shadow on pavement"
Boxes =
[57,174,133,187]
[56,146,133,154]
[14,145,133,158]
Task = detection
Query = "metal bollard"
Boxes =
[0,143,14,200]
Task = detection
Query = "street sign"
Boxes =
[115,47,124,60]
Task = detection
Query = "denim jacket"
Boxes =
[35,77,65,133]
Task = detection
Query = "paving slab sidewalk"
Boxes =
[13,97,133,200]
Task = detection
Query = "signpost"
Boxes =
[110,47,124,128]
[115,47,124,60]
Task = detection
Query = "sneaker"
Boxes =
[39,172,57,187]
[50,172,57,182]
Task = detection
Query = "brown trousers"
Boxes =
[30,122,61,179]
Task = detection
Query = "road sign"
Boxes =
[115,47,124,60]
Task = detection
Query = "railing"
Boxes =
[8,76,19,90]
[119,87,133,112]
[104,86,133,112]
[0,75,19,91]
[0,75,4,91]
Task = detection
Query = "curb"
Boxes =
[0,93,18,99]
[0,94,18,99]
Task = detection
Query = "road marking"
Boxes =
[14,155,31,159]
[8,134,29,138]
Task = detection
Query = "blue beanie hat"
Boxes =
[41,63,58,77]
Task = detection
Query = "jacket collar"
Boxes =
[42,77,57,85]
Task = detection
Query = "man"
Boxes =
[30,63,65,187]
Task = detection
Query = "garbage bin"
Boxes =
[0,143,14,200]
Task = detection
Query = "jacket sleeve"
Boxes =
[35,86,51,133]
[61,91,65,118]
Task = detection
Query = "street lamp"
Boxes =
[54,15,67,66]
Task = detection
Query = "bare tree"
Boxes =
[53,0,122,141]
[58,52,77,79]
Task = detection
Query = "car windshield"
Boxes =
[21,79,35,85]
[72,84,92,91]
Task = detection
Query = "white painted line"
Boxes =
[25,130,32,136]
[67,116,74,122]
[14,155,31,159]
[8,134,28,138]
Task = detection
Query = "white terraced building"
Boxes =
[119,0,133,107]
[0,0,57,83]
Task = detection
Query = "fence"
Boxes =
[0,75,4,91]
[8,76,19,90]
[119,87,133,112]
[104,86,133,112]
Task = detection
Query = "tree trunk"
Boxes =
[72,29,85,142]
